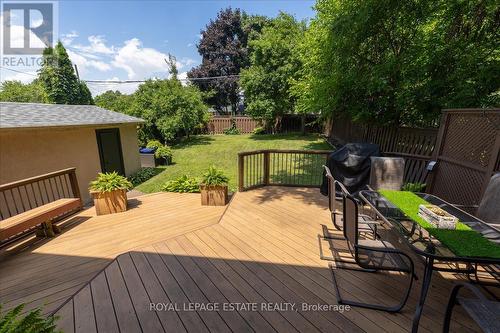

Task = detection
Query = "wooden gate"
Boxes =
[427,109,500,207]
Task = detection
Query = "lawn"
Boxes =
[136,133,331,193]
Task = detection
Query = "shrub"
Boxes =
[223,126,240,135]
[162,175,200,193]
[146,140,173,163]
[128,168,158,187]
[201,166,229,186]
[252,126,266,135]
[0,304,60,333]
[402,182,426,192]
[89,172,132,192]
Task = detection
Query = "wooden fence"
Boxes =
[206,117,260,134]
[0,168,81,220]
[427,109,500,208]
[205,114,321,135]
[329,117,439,184]
[328,109,500,208]
[238,150,332,191]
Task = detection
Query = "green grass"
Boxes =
[380,190,500,259]
[136,133,331,193]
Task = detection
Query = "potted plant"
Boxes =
[89,172,132,215]
[146,140,173,165]
[200,166,229,206]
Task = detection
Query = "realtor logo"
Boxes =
[2,1,56,55]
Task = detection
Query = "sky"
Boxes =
[1,0,316,96]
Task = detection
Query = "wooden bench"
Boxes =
[0,168,82,243]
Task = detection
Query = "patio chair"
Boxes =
[329,192,416,312]
[369,157,405,191]
[443,282,500,333]
[322,165,378,238]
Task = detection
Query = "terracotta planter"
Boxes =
[200,185,228,206]
[90,189,127,215]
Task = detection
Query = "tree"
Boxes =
[129,79,209,143]
[94,90,134,113]
[188,8,248,114]
[240,13,305,132]
[0,80,48,103]
[38,41,93,105]
[293,0,499,127]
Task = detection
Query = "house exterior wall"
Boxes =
[0,124,141,203]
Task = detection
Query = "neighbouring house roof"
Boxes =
[0,102,144,129]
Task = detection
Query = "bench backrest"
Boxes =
[0,168,81,221]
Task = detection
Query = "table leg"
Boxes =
[412,257,434,333]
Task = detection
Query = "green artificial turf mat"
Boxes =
[379,190,500,259]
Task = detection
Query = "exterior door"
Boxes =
[96,128,125,175]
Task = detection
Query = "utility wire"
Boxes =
[1,66,240,83]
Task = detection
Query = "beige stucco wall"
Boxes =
[0,124,141,203]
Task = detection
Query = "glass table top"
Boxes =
[359,190,500,262]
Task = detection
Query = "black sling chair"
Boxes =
[321,165,378,240]
[329,192,417,312]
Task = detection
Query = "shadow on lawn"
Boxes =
[248,133,332,151]
[174,136,214,149]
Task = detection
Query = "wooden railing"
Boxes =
[0,168,81,220]
[238,150,332,191]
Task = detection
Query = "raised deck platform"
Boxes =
[1,188,486,332]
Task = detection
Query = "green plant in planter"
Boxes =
[0,304,60,333]
[401,182,426,192]
[146,140,173,164]
[201,166,229,186]
[162,175,200,193]
[89,172,132,192]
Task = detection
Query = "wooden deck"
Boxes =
[0,192,226,315]
[1,187,487,332]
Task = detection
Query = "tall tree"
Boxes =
[293,0,499,127]
[240,13,305,132]
[129,79,209,143]
[188,8,248,114]
[38,41,93,105]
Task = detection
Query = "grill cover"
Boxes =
[320,143,381,197]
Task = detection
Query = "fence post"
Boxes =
[68,168,82,201]
[238,153,245,191]
[263,151,270,185]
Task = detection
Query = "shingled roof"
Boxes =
[0,102,144,129]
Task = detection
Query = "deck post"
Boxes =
[68,169,82,204]
[263,151,270,185]
[238,153,244,192]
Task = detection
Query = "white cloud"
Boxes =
[67,49,111,75]
[61,31,79,45]
[72,35,114,55]
[187,43,193,47]
[111,38,168,79]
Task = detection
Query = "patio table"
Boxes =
[359,190,500,333]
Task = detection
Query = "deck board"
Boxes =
[1,187,490,332]
[0,192,226,314]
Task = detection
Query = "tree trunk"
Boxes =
[300,113,306,135]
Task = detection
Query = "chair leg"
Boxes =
[442,285,463,333]
[329,262,414,313]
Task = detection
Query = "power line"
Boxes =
[0,66,37,77]
[1,66,241,84]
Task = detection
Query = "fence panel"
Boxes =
[329,117,438,184]
[238,150,331,191]
[427,109,500,207]
[206,114,321,135]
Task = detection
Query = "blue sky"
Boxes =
[1,0,315,95]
